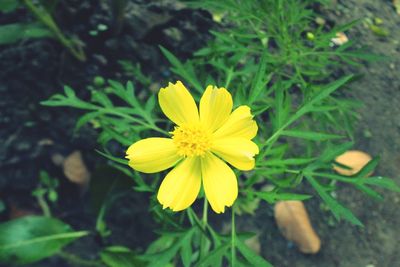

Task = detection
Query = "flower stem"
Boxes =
[200,198,208,259]
[35,193,51,217]
[231,208,236,267]
[202,197,208,225]
[23,0,86,61]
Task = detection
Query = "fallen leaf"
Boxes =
[63,151,91,191]
[333,150,372,176]
[274,200,321,254]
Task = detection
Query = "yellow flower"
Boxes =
[126,81,259,213]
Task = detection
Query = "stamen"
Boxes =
[172,124,212,157]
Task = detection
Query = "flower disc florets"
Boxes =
[172,124,212,157]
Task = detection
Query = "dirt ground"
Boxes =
[0,0,399,267]
[252,1,400,267]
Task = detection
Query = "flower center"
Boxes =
[172,124,212,157]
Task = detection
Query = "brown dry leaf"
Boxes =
[274,200,321,254]
[333,150,372,176]
[63,151,91,191]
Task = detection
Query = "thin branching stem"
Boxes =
[231,208,236,267]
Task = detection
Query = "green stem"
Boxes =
[95,204,107,236]
[36,194,51,217]
[105,109,169,135]
[200,198,209,259]
[231,208,236,267]
[58,251,104,267]
[285,169,301,174]
[202,197,208,225]
[186,208,209,237]
[23,0,86,61]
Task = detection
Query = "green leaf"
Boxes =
[319,142,354,163]
[180,234,193,267]
[144,229,196,267]
[102,126,132,146]
[159,46,203,93]
[248,51,270,105]
[64,86,76,97]
[354,157,379,178]
[235,238,272,267]
[0,23,53,45]
[331,19,362,34]
[145,235,174,255]
[369,24,389,37]
[89,165,135,216]
[75,111,102,131]
[109,80,141,108]
[255,191,312,204]
[264,144,288,157]
[281,130,343,141]
[262,76,353,149]
[145,95,156,113]
[355,184,383,201]
[293,76,353,121]
[92,90,114,108]
[0,216,88,264]
[273,84,291,129]
[197,243,229,267]
[362,176,400,193]
[96,150,129,165]
[0,0,19,13]
[100,246,146,267]
[258,157,315,168]
[305,175,363,226]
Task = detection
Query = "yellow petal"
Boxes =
[211,138,259,171]
[213,106,258,139]
[201,153,238,213]
[200,85,233,132]
[157,157,201,211]
[158,81,199,126]
[126,138,182,173]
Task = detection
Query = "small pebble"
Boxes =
[15,141,31,151]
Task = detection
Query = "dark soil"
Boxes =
[0,0,399,267]
[0,1,213,266]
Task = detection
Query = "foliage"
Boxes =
[0,22,53,45]
[32,171,59,217]
[0,216,88,265]
[0,0,86,61]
